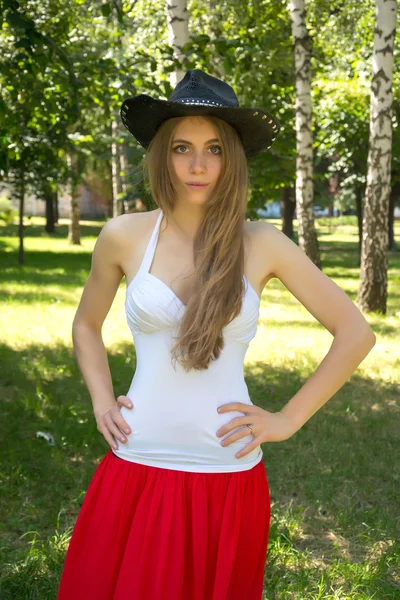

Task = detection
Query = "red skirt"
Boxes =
[57,449,271,600]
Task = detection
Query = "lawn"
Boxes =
[0,215,399,599]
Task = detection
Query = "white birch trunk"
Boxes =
[166,0,189,87]
[357,0,397,313]
[288,0,320,268]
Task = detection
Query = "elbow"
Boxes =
[72,315,83,339]
[368,328,377,346]
[335,320,376,348]
[368,330,377,350]
[356,324,377,351]
[71,318,84,348]
[362,329,377,362]
[360,319,376,347]
[72,316,101,343]
[355,323,376,348]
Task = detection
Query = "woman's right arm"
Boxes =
[72,216,133,450]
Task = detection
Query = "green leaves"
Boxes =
[1,0,398,233]
[6,11,35,31]
[100,3,111,18]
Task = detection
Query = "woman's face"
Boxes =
[170,116,222,205]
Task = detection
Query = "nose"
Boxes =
[189,151,206,173]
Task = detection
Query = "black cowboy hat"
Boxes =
[120,69,281,158]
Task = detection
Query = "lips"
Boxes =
[186,183,209,187]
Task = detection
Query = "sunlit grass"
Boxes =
[0,215,399,598]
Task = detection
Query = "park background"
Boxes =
[1,0,399,598]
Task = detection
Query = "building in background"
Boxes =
[2,182,109,219]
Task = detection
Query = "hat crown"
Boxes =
[120,68,281,157]
[169,69,239,108]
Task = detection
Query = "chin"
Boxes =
[185,199,209,207]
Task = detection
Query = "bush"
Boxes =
[0,195,18,224]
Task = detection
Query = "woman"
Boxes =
[57,69,376,599]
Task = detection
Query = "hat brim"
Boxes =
[120,95,280,158]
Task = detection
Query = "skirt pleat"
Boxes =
[57,449,271,600]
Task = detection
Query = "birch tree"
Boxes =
[357,0,398,313]
[288,0,321,268]
[166,0,189,85]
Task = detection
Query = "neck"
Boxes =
[165,204,205,243]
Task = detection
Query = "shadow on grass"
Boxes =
[0,250,95,305]
[0,339,399,597]
[0,340,136,598]
[259,316,399,337]
[1,249,93,268]
[0,221,103,240]
[1,220,398,303]
[320,235,400,270]
[262,538,400,598]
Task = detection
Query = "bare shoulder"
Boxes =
[247,219,300,277]
[99,211,147,241]
[244,219,280,286]
[248,219,281,244]
[247,220,375,339]
[98,210,157,256]
[96,210,161,285]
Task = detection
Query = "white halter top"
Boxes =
[112,209,263,472]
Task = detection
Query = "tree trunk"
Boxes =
[107,160,114,217]
[357,0,397,313]
[18,165,25,265]
[120,139,129,212]
[388,183,398,251]
[111,119,125,217]
[288,0,321,268]
[280,186,295,239]
[67,153,81,245]
[54,188,59,224]
[45,186,55,233]
[69,186,81,245]
[355,184,363,265]
[166,0,189,85]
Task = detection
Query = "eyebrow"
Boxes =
[172,138,220,144]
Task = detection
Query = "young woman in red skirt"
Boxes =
[57,69,376,599]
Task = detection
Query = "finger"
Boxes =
[97,405,114,421]
[98,422,119,450]
[220,425,252,446]
[112,410,132,436]
[235,437,263,459]
[216,416,252,437]
[217,402,255,414]
[117,395,134,409]
[105,412,128,444]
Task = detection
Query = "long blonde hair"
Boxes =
[142,115,250,371]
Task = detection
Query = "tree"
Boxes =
[357,0,398,313]
[166,0,190,86]
[288,0,321,267]
[0,1,84,257]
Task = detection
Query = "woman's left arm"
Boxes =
[257,222,376,434]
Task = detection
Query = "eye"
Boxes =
[173,145,187,153]
[172,145,222,155]
[209,145,222,155]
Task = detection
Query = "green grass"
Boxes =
[0,216,399,599]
